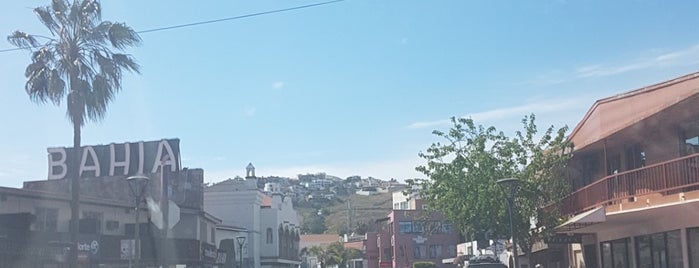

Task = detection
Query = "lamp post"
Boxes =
[127,175,150,268]
[236,236,246,268]
[497,178,521,268]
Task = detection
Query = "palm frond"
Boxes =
[80,0,101,21]
[107,22,141,49]
[84,21,111,43]
[68,1,80,29]
[47,69,67,104]
[52,0,69,26]
[7,31,40,49]
[34,6,60,35]
[85,74,113,121]
[112,53,140,74]
[25,66,49,103]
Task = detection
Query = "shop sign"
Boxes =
[216,251,227,264]
[544,234,582,244]
[47,139,180,180]
[77,239,100,255]
[201,242,218,262]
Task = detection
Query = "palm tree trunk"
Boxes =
[69,102,81,268]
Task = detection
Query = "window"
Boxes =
[83,211,103,233]
[625,144,646,170]
[635,230,683,268]
[447,245,457,257]
[429,244,442,259]
[413,244,426,259]
[413,221,424,233]
[601,238,629,268]
[267,227,274,244]
[399,245,405,257]
[442,222,454,233]
[35,207,58,232]
[106,220,119,232]
[211,227,216,243]
[399,221,412,233]
[689,228,699,268]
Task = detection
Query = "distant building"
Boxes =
[377,191,459,268]
[205,163,300,268]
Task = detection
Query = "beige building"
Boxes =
[553,72,699,268]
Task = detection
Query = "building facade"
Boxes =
[554,72,699,268]
[0,139,222,268]
[205,164,301,268]
[377,191,459,268]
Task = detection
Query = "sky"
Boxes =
[1,0,699,187]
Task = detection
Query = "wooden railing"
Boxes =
[558,153,699,216]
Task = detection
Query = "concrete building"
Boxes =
[0,139,223,267]
[260,193,302,268]
[205,163,301,268]
[377,191,459,268]
[553,72,699,268]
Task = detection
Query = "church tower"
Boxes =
[246,162,256,178]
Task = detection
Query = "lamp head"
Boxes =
[126,175,150,197]
[496,178,521,198]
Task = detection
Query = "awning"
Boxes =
[555,206,605,233]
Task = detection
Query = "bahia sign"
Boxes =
[47,139,180,180]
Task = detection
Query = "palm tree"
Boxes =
[7,0,140,265]
[308,242,362,268]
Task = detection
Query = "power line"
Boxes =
[0,0,345,53]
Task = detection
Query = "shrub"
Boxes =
[413,261,436,268]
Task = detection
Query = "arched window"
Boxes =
[266,227,273,244]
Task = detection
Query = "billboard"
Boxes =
[47,139,180,180]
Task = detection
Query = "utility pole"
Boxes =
[160,156,170,268]
[346,199,352,234]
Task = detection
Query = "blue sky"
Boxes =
[1,0,699,187]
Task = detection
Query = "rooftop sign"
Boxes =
[47,139,180,180]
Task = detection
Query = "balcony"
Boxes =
[558,153,699,216]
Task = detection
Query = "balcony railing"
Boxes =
[558,153,699,216]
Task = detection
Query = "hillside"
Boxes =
[325,193,393,234]
[296,192,393,235]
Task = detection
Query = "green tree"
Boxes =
[413,261,436,268]
[408,114,571,259]
[7,0,141,265]
[308,242,363,268]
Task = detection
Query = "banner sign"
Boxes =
[47,139,180,180]
[544,234,582,244]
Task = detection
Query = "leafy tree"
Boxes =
[413,261,436,268]
[408,114,572,259]
[7,0,141,265]
[302,214,327,234]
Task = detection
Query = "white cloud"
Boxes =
[575,44,699,78]
[408,98,583,129]
[519,43,699,85]
[273,81,285,89]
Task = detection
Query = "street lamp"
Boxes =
[127,175,150,268]
[497,178,521,268]
[236,236,246,268]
